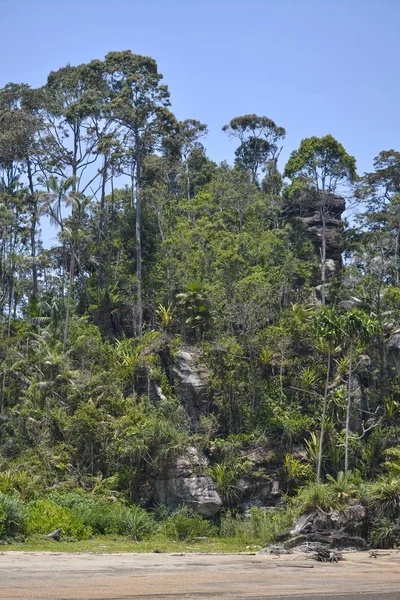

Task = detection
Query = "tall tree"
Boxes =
[284,135,357,304]
[37,61,109,191]
[104,50,174,335]
[222,114,285,184]
[0,83,43,300]
[314,307,340,481]
[340,309,377,473]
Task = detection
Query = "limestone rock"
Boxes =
[152,447,222,517]
[238,476,283,512]
[285,190,345,274]
[388,331,400,375]
[171,348,211,429]
[287,505,368,550]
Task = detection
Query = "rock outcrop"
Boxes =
[283,505,368,550]
[388,331,400,375]
[170,347,211,429]
[151,447,222,517]
[286,190,345,265]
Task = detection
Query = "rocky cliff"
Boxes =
[285,190,346,273]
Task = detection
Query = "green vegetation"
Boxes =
[1,51,400,551]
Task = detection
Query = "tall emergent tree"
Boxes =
[222,114,285,184]
[284,135,357,304]
[104,51,175,335]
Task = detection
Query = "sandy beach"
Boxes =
[1,550,400,599]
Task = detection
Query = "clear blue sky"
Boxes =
[1,0,399,178]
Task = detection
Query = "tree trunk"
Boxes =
[317,349,330,481]
[27,158,38,299]
[320,206,327,306]
[135,142,142,336]
[63,246,75,350]
[345,343,353,473]
[98,156,108,291]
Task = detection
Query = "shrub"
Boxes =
[26,500,92,540]
[219,506,294,544]
[208,463,240,506]
[291,482,339,514]
[104,504,155,540]
[367,477,400,520]
[49,494,155,540]
[0,493,26,538]
[369,518,399,549]
[162,506,216,540]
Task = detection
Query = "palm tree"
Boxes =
[340,309,378,473]
[314,307,341,481]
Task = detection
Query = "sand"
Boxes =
[1,550,400,599]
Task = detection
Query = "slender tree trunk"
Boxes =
[320,206,327,306]
[345,343,353,473]
[135,145,142,336]
[27,158,38,299]
[1,256,15,414]
[186,159,191,202]
[98,156,108,291]
[63,246,75,350]
[317,349,330,481]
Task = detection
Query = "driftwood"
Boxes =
[308,547,344,563]
[47,528,62,541]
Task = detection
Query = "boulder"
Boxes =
[151,447,222,517]
[286,505,368,550]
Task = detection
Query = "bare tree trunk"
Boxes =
[345,343,353,473]
[98,156,108,291]
[135,145,142,336]
[320,206,327,306]
[63,247,75,351]
[186,159,191,202]
[317,349,330,481]
[27,158,38,299]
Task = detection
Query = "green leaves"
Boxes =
[284,134,357,195]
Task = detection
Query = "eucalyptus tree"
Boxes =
[284,135,357,304]
[358,150,400,286]
[175,119,208,200]
[222,114,285,184]
[37,61,110,191]
[104,50,175,335]
[0,83,44,299]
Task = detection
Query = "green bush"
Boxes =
[208,463,240,506]
[369,518,399,549]
[0,493,26,538]
[161,506,217,540]
[47,493,154,540]
[219,506,294,544]
[26,500,92,540]
[367,477,400,520]
[291,482,340,514]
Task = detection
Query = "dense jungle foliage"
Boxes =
[1,51,400,548]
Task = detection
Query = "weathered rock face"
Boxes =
[287,191,345,265]
[170,348,211,429]
[209,443,283,511]
[388,331,400,375]
[151,447,222,517]
[285,505,368,550]
[238,476,283,512]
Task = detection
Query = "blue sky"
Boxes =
[1,0,399,186]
